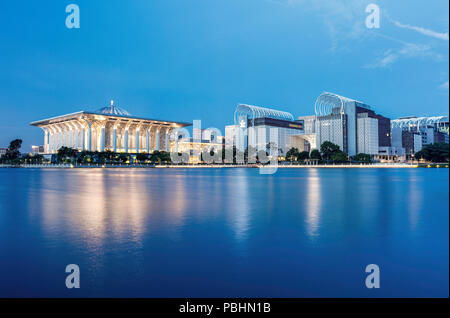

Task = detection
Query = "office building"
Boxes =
[226,103,306,156]
[315,92,391,156]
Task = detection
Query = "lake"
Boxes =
[0,168,448,297]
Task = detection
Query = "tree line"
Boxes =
[415,143,449,163]
[0,139,45,164]
[0,139,172,165]
[56,147,172,165]
[1,139,449,165]
[285,141,373,164]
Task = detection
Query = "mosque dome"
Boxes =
[96,100,131,116]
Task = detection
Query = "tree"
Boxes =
[158,151,172,164]
[310,149,321,160]
[136,153,149,163]
[297,151,310,161]
[98,150,115,164]
[331,151,348,163]
[150,151,171,164]
[320,141,340,161]
[57,147,78,163]
[118,153,129,163]
[415,143,449,162]
[352,153,372,163]
[286,147,299,161]
[22,153,44,164]
[3,139,22,162]
[83,155,93,164]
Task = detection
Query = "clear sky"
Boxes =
[0,0,448,151]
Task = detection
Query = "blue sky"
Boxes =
[0,0,448,151]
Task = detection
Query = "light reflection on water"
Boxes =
[227,171,250,243]
[305,169,321,239]
[405,170,422,231]
[0,168,448,297]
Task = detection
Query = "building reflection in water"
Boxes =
[226,170,250,244]
[163,172,188,242]
[40,170,154,247]
[305,169,322,239]
[406,170,422,230]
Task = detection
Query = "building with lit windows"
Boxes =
[31,145,45,154]
[30,101,191,154]
[175,138,223,164]
[226,103,306,156]
[391,116,449,157]
[314,92,391,156]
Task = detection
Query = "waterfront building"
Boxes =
[0,148,7,158]
[314,92,391,156]
[30,101,191,154]
[175,137,223,164]
[295,115,317,152]
[31,145,45,154]
[226,103,306,156]
[391,116,449,153]
[375,146,406,163]
[391,129,422,157]
[356,113,379,155]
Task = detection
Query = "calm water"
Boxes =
[0,168,448,297]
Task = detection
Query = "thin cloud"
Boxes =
[266,1,448,67]
[365,43,443,69]
[391,19,449,41]
[391,20,449,41]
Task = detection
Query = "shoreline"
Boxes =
[1,163,448,169]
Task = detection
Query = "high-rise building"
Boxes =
[391,116,449,155]
[356,113,379,155]
[434,131,447,143]
[315,92,390,156]
[226,104,305,156]
[397,130,423,156]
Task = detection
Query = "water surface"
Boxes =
[0,168,448,297]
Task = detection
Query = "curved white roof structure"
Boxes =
[30,100,191,154]
[391,116,449,132]
[96,100,131,116]
[234,103,294,125]
[314,92,369,117]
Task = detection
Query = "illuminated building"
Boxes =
[30,101,191,154]
[175,138,223,164]
[315,92,391,156]
[391,116,449,156]
[31,145,45,154]
[227,103,306,156]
